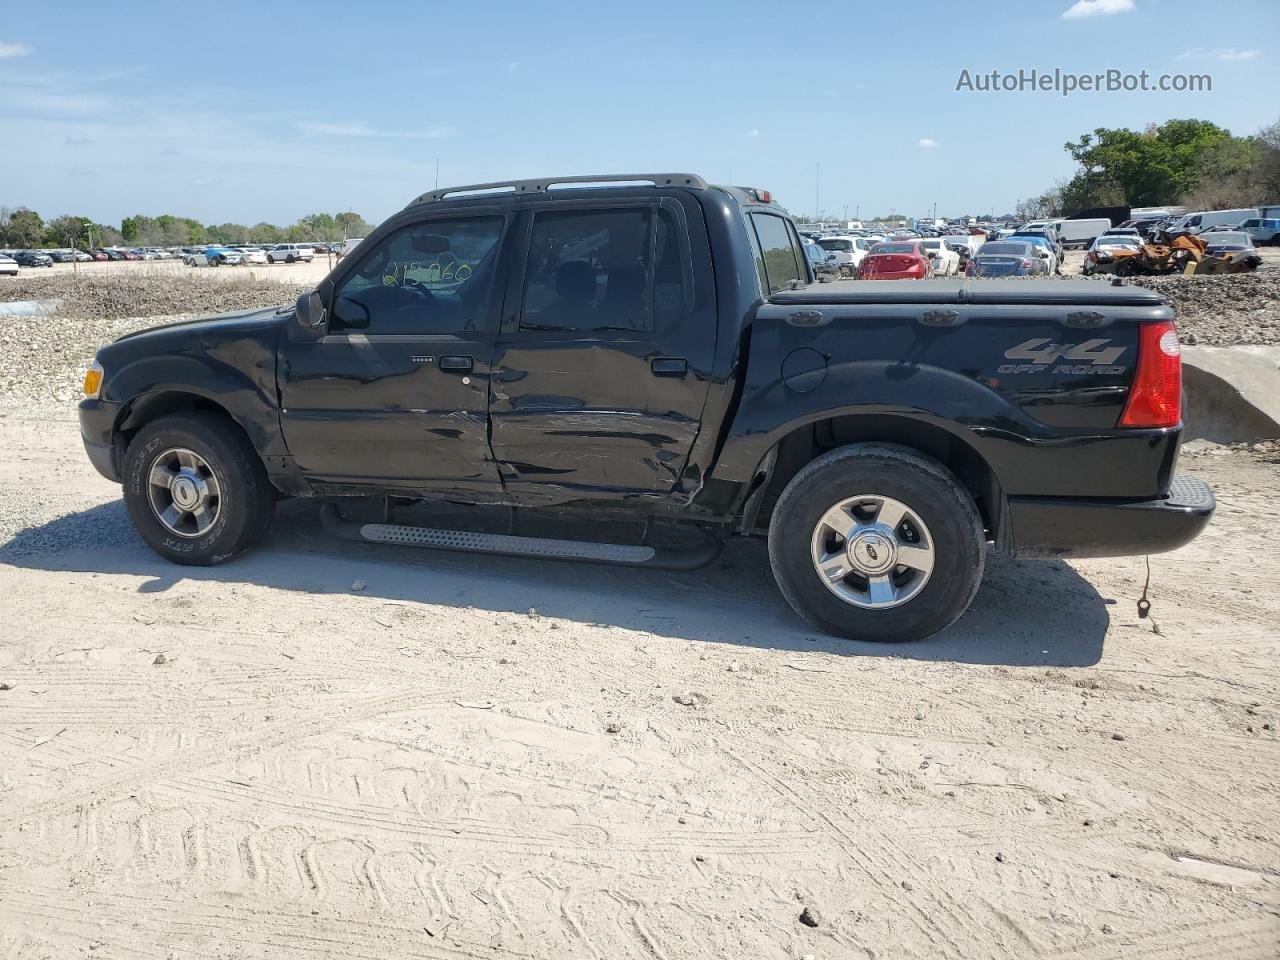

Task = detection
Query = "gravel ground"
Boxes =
[1,274,307,406]
[0,406,1276,959]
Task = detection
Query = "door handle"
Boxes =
[651,357,687,377]
[439,355,473,373]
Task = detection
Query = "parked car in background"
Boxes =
[815,235,872,277]
[1081,235,1143,276]
[1237,217,1280,246]
[971,240,1050,277]
[239,247,269,265]
[14,250,54,267]
[1005,233,1061,273]
[202,247,244,266]
[940,233,982,257]
[267,243,315,263]
[802,241,840,282]
[918,238,960,276]
[1101,227,1141,240]
[857,241,932,280]
[1203,235,1264,272]
[88,249,110,262]
[0,253,18,276]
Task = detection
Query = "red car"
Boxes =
[857,241,933,280]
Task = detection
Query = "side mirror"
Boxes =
[296,291,327,329]
[333,296,370,329]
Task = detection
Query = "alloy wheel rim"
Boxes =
[146,447,222,538]
[809,494,935,609]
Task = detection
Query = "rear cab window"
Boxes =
[750,213,805,293]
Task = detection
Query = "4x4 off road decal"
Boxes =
[999,337,1128,375]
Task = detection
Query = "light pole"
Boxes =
[815,162,820,223]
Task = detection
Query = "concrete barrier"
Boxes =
[1182,345,1280,443]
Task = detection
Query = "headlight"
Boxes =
[83,359,104,399]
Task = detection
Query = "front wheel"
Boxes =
[123,412,276,565]
[267,255,275,263]
[286,255,296,263]
[767,444,985,642]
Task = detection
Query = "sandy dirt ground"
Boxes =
[0,400,1277,959]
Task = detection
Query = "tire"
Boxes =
[267,255,275,263]
[286,255,296,263]
[122,412,276,566]
[767,443,985,643]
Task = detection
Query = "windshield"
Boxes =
[817,238,853,252]
[872,243,915,254]
[1208,233,1248,244]
[978,243,1028,256]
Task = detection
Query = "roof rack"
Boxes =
[408,173,709,206]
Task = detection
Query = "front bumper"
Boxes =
[79,398,125,482]
[1007,476,1214,559]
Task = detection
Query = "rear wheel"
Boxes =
[267,254,275,263]
[286,254,296,263]
[767,444,985,642]
[123,412,276,565]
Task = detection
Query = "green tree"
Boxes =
[334,211,371,239]
[3,207,46,248]
[250,222,283,244]
[298,212,338,241]
[120,216,139,243]
[1060,119,1236,209]
[45,215,90,248]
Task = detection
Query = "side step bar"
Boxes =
[319,505,722,571]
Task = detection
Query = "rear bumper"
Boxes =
[1007,476,1214,559]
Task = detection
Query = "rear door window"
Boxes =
[519,205,688,334]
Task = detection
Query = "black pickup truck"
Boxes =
[78,173,1214,642]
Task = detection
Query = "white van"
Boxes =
[1047,218,1111,249]
[1165,208,1258,237]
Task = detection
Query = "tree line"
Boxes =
[0,208,373,250]
[1016,116,1280,220]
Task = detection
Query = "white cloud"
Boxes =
[1177,47,1259,61]
[293,121,451,139]
[0,42,30,59]
[1061,0,1134,19]
[748,128,760,137]
[917,137,939,148]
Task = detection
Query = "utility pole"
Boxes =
[815,162,820,223]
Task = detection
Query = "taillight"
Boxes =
[1018,259,1033,268]
[1119,321,1181,428]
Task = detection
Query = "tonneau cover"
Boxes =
[769,278,1166,308]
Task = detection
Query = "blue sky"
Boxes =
[1,0,1276,227]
